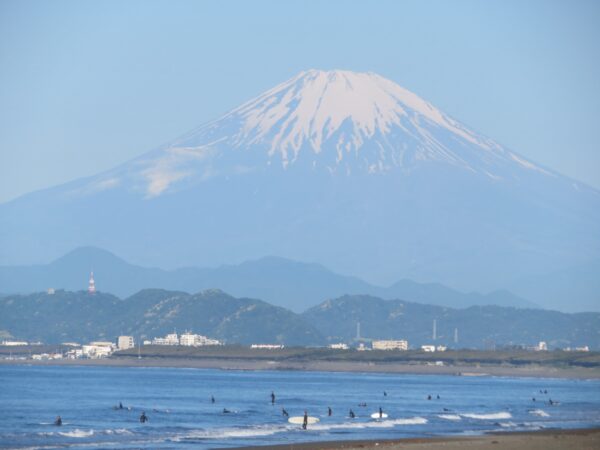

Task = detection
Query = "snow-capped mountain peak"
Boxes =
[98,69,552,197]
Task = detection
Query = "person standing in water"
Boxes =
[328,406,332,416]
[379,407,383,418]
[211,396,215,404]
[302,410,308,430]
[271,391,276,405]
[349,409,355,418]
[139,412,148,423]
[282,408,289,417]
[54,416,62,426]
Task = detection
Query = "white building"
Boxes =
[328,343,349,350]
[1,340,29,346]
[436,345,447,352]
[372,340,408,351]
[179,332,221,347]
[117,336,135,350]
[82,342,114,358]
[421,345,436,352]
[152,333,179,345]
[251,344,284,349]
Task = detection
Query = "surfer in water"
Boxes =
[282,408,289,417]
[427,395,432,400]
[223,408,231,414]
[302,410,308,430]
[271,391,276,405]
[139,412,148,423]
[383,391,387,397]
[379,407,383,418]
[211,396,215,404]
[54,416,62,426]
[349,409,356,418]
[328,406,332,416]
[119,402,123,410]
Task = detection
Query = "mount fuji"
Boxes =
[1,70,598,307]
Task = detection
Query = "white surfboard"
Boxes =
[371,412,389,419]
[288,416,320,425]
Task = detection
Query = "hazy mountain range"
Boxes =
[0,246,538,312]
[0,70,598,311]
[1,289,598,349]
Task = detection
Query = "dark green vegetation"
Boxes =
[303,295,600,349]
[0,246,536,312]
[0,289,321,345]
[112,346,600,369]
[0,290,598,349]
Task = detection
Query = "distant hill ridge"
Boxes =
[0,289,598,349]
[0,246,538,312]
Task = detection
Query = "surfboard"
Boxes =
[288,416,320,425]
[370,412,389,419]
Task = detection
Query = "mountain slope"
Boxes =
[1,290,597,350]
[0,70,598,306]
[302,295,600,350]
[0,289,324,345]
[0,246,538,311]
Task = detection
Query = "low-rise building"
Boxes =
[82,342,114,358]
[152,333,179,345]
[421,345,436,352]
[250,344,284,349]
[372,340,408,351]
[1,340,29,346]
[117,335,135,350]
[329,343,349,350]
[180,332,221,346]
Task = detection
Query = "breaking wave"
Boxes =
[462,412,512,420]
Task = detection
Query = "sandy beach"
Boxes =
[2,356,600,379]
[229,428,600,450]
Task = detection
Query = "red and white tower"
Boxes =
[88,271,96,294]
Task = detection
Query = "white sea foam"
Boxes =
[438,414,462,421]
[176,425,290,440]
[58,429,95,438]
[462,412,512,420]
[529,409,550,417]
[311,417,428,431]
[498,421,517,428]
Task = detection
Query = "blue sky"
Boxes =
[1,0,599,203]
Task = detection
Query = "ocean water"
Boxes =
[0,365,599,449]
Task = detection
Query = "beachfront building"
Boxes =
[82,341,114,358]
[250,344,284,349]
[1,340,29,346]
[152,333,179,345]
[179,332,221,346]
[329,343,349,350]
[372,340,408,351]
[421,345,436,352]
[117,335,135,350]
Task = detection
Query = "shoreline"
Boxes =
[228,428,600,450]
[2,356,600,379]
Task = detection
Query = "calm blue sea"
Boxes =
[0,365,599,449]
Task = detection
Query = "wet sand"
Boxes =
[2,356,600,379]
[230,428,600,450]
